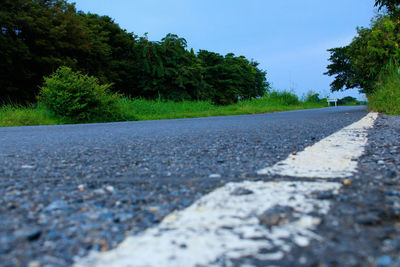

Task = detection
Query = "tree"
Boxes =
[325,47,356,91]
[0,1,270,105]
[375,0,400,16]
[155,34,203,101]
[325,14,400,95]
[0,0,93,103]
[130,33,204,101]
[197,50,268,105]
[338,96,359,105]
[224,54,269,100]
[0,0,140,103]
[78,13,138,96]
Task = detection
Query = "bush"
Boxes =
[267,90,299,105]
[368,62,400,115]
[39,67,126,122]
[303,90,321,103]
[337,96,361,106]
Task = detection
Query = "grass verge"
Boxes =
[1,94,329,127]
[0,103,69,127]
[120,97,327,121]
[368,63,400,115]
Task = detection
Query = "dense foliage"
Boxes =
[303,91,324,103]
[1,0,84,102]
[1,0,269,105]
[375,0,400,15]
[325,0,400,97]
[337,96,363,106]
[325,14,400,95]
[197,50,267,105]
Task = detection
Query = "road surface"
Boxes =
[1,106,399,266]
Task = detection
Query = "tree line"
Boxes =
[0,0,269,105]
[325,0,400,95]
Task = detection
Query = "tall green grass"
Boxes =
[368,62,400,115]
[0,103,68,127]
[116,91,327,121]
[0,90,328,127]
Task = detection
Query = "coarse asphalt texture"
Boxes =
[282,114,400,267]
[1,106,398,266]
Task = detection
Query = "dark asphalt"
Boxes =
[0,106,370,266]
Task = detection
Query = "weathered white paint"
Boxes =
[74,181,341,267]
[257,112,378,178]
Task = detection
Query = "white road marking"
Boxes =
[257,112,378,178]
[74,181,341,267]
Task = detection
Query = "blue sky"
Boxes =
[72,0,377,100]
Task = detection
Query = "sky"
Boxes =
[71,0,377,100]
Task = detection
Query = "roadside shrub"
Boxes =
[267,90,299,105]
[39,67,127,122]
[368,62,400,115]
[303,90,321,103]
[337,96,361,106]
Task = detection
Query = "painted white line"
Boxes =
[257,112,378,178]
[74,181,341,267]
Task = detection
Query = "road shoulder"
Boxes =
[284,114,400,266]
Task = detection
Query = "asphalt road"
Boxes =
[0,106,367,180]
[0,106,377,266]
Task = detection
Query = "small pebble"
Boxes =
[231,187,254,196]
[299,256,307,264]
[45,200,68,211]
[343,180,351,186]
[294,236,309,247]
[393,239,400,250]
[316,191,334,200]
[376,255,392,266]
[259,205,294,227]
[356,214,382,225]
[149,206,159,212]
[21,164,35,169]
[385,171,397,178]
[93,188,106,195]
[386,190,400,197]
[27,230,42,242]
[105,185,114,193]
[28,261,41,267]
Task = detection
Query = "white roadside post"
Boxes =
[327,98,338,107]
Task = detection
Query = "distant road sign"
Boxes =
[327,98,338,107]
